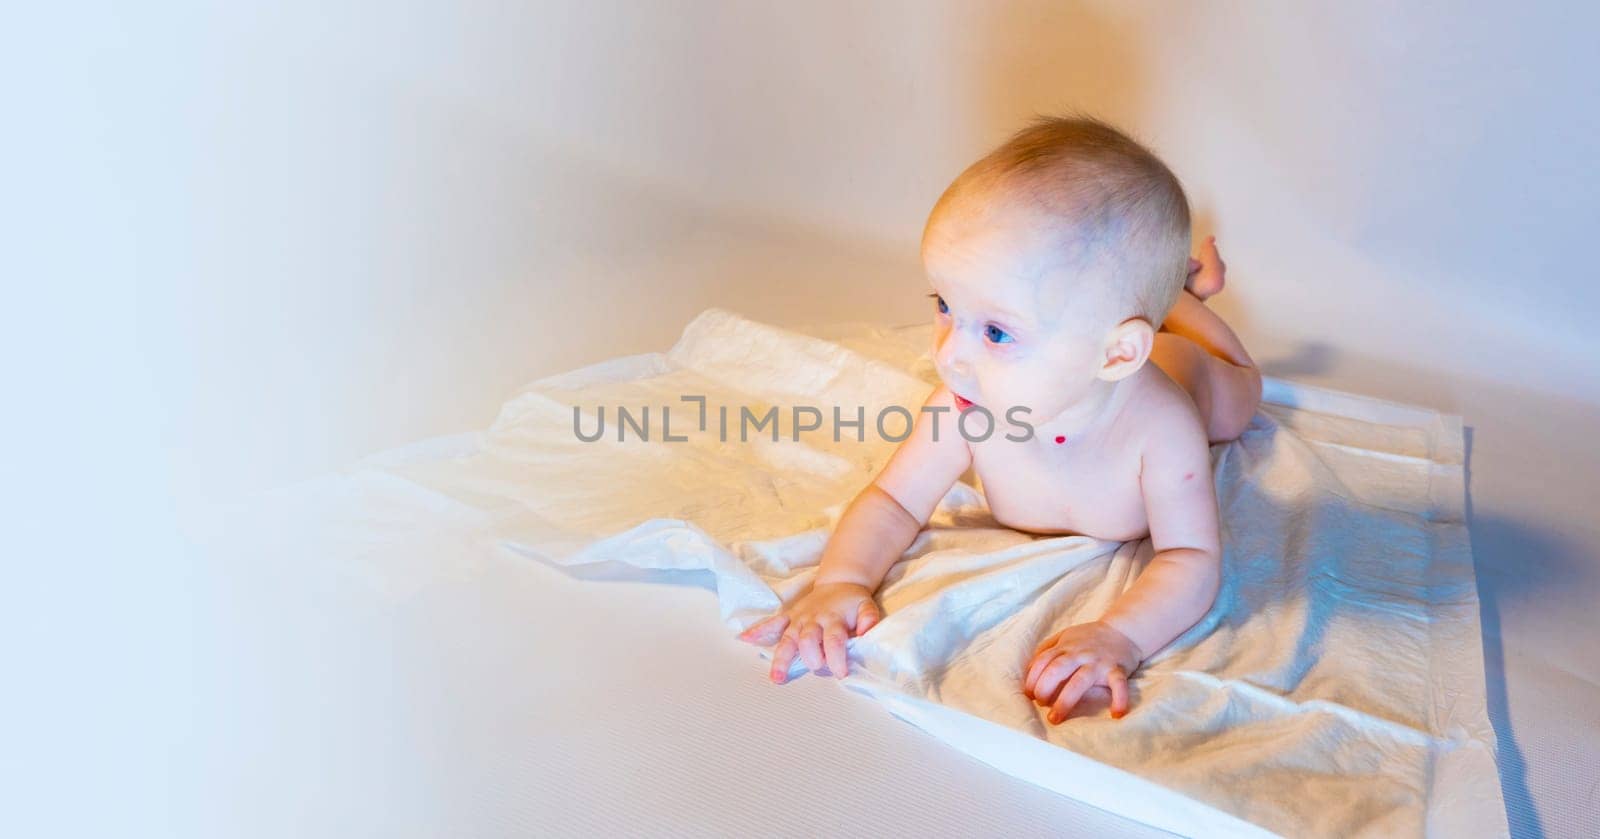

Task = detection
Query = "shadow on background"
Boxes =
[1250,336,1598,837]
[1255,341,1341,379]
[1465,424,1572,839]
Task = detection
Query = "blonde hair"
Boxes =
[928,114,1192,329]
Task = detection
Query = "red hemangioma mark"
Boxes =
[1184,472,1195,480]
[1054,435,1066,444]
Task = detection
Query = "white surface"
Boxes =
[23,4,1600,835]
[190,310,1538,837]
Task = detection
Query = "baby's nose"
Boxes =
[935,335,971,376]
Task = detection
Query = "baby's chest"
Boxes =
[969,434,1149,541]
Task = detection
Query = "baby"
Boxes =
[739,116,1262,724]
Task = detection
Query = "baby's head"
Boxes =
[922,115,1191,426]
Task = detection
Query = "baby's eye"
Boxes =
[985,324,1014,344]
[928,292,948,315]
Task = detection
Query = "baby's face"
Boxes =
[922,203,1114,425]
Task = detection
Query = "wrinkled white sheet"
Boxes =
[386,308,1508,838]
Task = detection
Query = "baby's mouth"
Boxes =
[953,393,976,411]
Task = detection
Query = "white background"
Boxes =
[8,2,1596,836]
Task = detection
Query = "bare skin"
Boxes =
[740,207,1261,724]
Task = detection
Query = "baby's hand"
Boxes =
[737,582,883,683]
[1023,620,1143,723]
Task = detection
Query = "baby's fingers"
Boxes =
[739,615,788,646]
[820,618,849,679]
[1049,666,1099,724]
[770,635,798,684]
[1108,666,1130,719]
[852,599,882,637]
[1032,629,1064,658]
[796,623,826,674]
[1024,650,1062,698]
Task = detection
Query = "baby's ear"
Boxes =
[1097,318,1155,382]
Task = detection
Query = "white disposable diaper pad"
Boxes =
[389,308,1507,838]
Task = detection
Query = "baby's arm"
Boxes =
[1024,407,1222,721]
[1099,410,1223,660]
[820,384,974,587]
[740,385,973,681]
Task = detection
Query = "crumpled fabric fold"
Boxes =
[388,308,1506,838]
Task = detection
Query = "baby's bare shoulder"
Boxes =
[1122,367,1221,555]
[1123,367,1209,465]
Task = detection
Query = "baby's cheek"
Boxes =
[996,376,1062,416]
[990,383,1035,415]
[982,377,1025,412]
